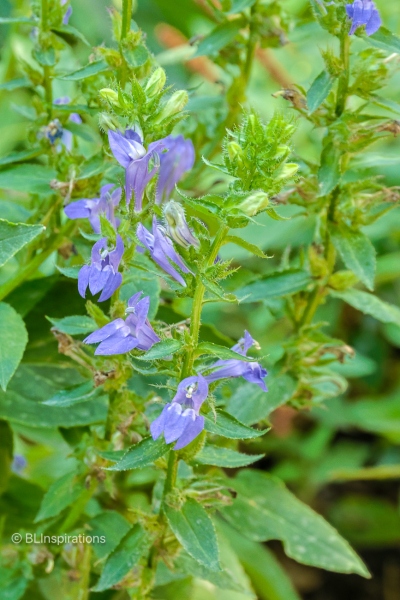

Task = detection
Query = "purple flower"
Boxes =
[346,0,381,36]
[156,135,195,204]
[60,0,72,24]
[137,216,192,286]
[78,235,124,302]
[164,200,199,249]
[204,331,268,391]
[84,292,160,355]
[11,455,27,474]
[64,184,122,233]
[53,97,82,150]
[108,129,166,211]
[150,375,207,450]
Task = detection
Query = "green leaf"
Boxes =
[307,70,334,114]
[204,409,267,439]
[195,445,264,467]
[165,498,220,571]
[0,17,33,24]
[51,24,90,46]
[136,339,183,361]
[220,523,301,600]
[224,235,270,259]
[46,315,97,335]
[0,148,41,166]
[195,20,243,57]
[0,303,28,391]
[228,373,297,425]
[222,470,370,577]
[330,224,376,291]
[0,77,30,91]
[0,164,56,194]
[196,342,254,362]
[367,27,400,54]
[227,0,257,13]
[93,524,149,592]
[318,140,341,196]
[42,381,96,407]
[331,289,400,325]
[237,270,311,302]
[58,59,109,81]
[88,511,132,560]
[56,265,81,279]
[35,471,83,522]
[0,219,45,267]
[0,364,108,427]
[107,436,169,471]
[122,44,150,68]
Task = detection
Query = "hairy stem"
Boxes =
[121,0,133,40]
[335,32,350,117]
[41,0,53,114]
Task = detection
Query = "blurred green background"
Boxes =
[1,1,400,599]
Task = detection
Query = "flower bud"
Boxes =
[227,141,243,162]
[99,88,120,107]
[275,163,299,181]
[239,191,269,217]
[156,90,189,123]
[164,200,199,249]
[98,112,119,133]
[145,67,167,97]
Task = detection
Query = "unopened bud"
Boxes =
[240,191,269,217]
[227,141,243,162]
[275,144,291,161]
[99,88,120,107]
[157,90,188,122]
[164,200,199,249]
[145,67,167,97]
[276,162,299,181]
[98,112,119,133]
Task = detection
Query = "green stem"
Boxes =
[335,33,350,117]
[0,221,76,301]
[41,0,53,114]
[121,0,133,40]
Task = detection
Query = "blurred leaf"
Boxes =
[42,380,96,407]
[0,164,56,194]
[196,341,254,361]
[220,522,301,600]
[222,470,370,577]
[307,70,334,114]
[122,45,150,68]
[0,148,41,166]
[0,218,45,267]
[330,223,376,291]
[237,270,311,302]
[228,374,297,425]
[93,524,149,591]
[35,471,83,522]
[195,20,243,57]
[331,289,400,325]
[107,436,169,471]
[0,303,28,391]
[204,409,267,439]
[57,265,80,279]
[0,77,30,91]
[195,445,263,467]
[59,60,109,81]
[318,140,341,196]
[88,510,132,560]
[165,497,220,571]
[0,571,29,600]
[227,0,257,13]
[367,27,400,54]
[136,339,183,361]
[51,24,90,46]
[46,315,97,335]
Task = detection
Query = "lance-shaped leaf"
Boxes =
[165,498,220,571]
[46,315,97,335]
[237,270,311,302]
[0,303,28,391]
[0,165,56,194]
[318,140,341,196]
[307,70,334,114]
[35,471,83,522]
[331,289,400,326]
[195,342,255,361]
[93,524,149,592]
[0,219,45,267]
[195,20,244,57]
[222,470,370,577]
[204,409,267,439]
[367,27,400,54]
[136,339,183,361]
[195,445,264,467]
[59,59,109,81]
[42,381,97,407]
[88,511,131,560]
[106,436,169,471]
[330,223,376,290]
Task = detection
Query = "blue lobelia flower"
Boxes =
[44,97,82,151]
[346,0,381,36]
[108,129,166,211]
[78,235,124,302]
[137,216,192,286]
[156,135,195,204]
[60,0,72,25]
[84,292,160,355]
[204,331,268,391]
[64,184,122,234]
[150,375,208,450]
[164,200,199,249]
